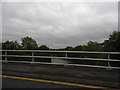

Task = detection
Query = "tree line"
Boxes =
[1,31,120,52]
[1,31,120,66]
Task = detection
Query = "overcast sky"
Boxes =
[2,1,118,48]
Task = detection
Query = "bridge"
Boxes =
[0,50,120,89]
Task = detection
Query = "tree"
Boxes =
[73,45,82,51]
[64,46,74,51]
[108,31,120,52]
[38,45,49,50]
[86,41,102,51]
[2,41,22,50]
[81,45,88,51]
[0,42,2,50]
[21,36,38,50]
[103,40,110,51]
[0,42,2,55]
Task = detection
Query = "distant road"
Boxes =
[2,62,120,89]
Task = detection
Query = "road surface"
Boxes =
[2,75,103,89]
[1,62,120,89]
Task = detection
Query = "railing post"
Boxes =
[5,51,7,62]
[31,52,34,64]
[64,52,68,66]
[107,54,111,70]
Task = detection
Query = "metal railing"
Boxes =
[0,50,120,70]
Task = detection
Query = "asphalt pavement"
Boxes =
[1,75,110,89]
[2,76,79,88]
[2,62,120,89]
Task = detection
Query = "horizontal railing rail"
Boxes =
[1,50,120,54]
[1,55,120,62]
[0,60,119,70]
[1,50,120,70]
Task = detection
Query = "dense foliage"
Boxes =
[1,31,120,66]
[2,31,120,52]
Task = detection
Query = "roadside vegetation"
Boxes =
[1,31,120,66]
[1,31,120,52]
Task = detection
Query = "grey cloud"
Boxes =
[2,2,118,48]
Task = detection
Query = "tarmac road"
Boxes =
[2,75,104,89]
[1,62,120,89]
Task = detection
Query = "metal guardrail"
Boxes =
[0,50,120,70]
